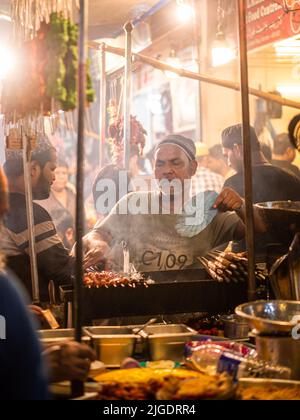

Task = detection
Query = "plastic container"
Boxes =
[185,340,256,358]
[187,344,291,381]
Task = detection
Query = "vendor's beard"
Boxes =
[33,175,51,200]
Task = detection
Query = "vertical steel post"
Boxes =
[237,0,256,301]
[123,21,133,170]
[192,0,202,142]
[99,43,107,168]
[72,0,88,399]
[22,133,40,303]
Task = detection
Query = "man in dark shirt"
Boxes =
[222,124,300,203]
[221,124,300,256]
[1,137,73,302]
[272,132,300,179]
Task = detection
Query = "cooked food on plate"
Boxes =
[238,384,300,400]
[95,368,235,400]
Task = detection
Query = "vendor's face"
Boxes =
[154,145,197,187]
[31,150,57,200]
[52,166,69,191]
[223,145,242,172]
[206,156,220,174]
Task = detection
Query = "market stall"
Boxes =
[1,0,300,401]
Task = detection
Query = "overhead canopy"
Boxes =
[88,0,167,39]
[0,0,168,39]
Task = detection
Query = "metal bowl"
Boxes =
[235,300,300,335]
[256,201,300,244]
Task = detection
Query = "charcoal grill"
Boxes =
[60,269,247,325]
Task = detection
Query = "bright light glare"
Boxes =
[165,56,181,79]
[0,46,16,80]
[176,2,194,23]
[148,94,163,115]
[275,38,300,56]
[277,85,300,97]
[0,14,12,22]
[212,46,235,67]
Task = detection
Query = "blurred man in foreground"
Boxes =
[0,164,96,399]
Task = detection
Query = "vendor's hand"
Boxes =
[213,187,244,212]
[71,232,112,270]
[28,305,44,321]
[45,341,96,383]
[82,232,112,270]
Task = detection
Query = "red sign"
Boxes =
[247,0,300,50]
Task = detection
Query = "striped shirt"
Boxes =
[0,193,72,302]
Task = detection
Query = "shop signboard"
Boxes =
[207,1,300,54]
[247,0,300,50]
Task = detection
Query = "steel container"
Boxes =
[38,328,91,345]
[255,334,300,380]
[221,315,250,339]
[140,324,197,362]
[85,326,137,367]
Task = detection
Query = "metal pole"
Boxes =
[22,132,40,304]
[192,0,202,142]
[72,0,87,399]
[91,42,300,111]
[99,43,107,168]
[123,21,133,170]
[237,0,256,301]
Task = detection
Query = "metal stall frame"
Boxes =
[89,0,300,302]
[123,22,134,171]
[22,132,40,304]
[99,43,107,168]
[237,0,256,301]
[73,0,88,398]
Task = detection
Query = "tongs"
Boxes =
[133,318,157,336]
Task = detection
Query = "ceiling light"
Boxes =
[0,45,16,81]
[176,0,194,23]
[0,14,12,22]
[276,85,300,97]
[275,38,300,57]
[211,33,235,67]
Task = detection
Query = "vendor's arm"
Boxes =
[81,194,133,269]
[213,187,267,238]
[43,341,96,383]
[82,229,112,270]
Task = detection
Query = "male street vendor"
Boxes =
[1,137,73,302]
[83,135,265,272]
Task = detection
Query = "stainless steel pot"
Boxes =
[255,335,300,380]
[221,315,249,339]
